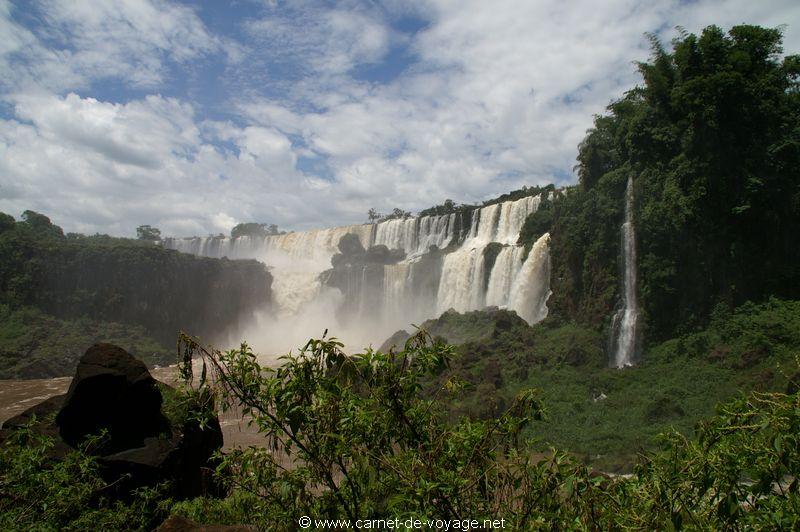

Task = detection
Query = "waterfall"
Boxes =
[436,246,486,313]
[485,246,525,307]
[163,191,556,352]
[611,176,640,368]
[507,233,551,324]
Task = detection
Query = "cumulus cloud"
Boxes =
[0,0,798,236]
[0,0,230,92]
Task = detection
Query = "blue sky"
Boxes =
[1,0,799,237]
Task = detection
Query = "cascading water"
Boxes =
[610,176,640,368]
[163,192,555,354]
[507,233,551,325]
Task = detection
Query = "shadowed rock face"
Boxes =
[1,343,223,499]
[56,343,170,454]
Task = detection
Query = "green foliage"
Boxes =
[168,329,799,528]
[20,210,65,240]
[417,199,475,218]
[481,184,554,207]
[0,212,15,234]
[0,305,173,378]
[561,25,800,339]
[178,330,548,528]
[2,327,799,528]
[530,181,622,327]
[439,300,800,471]
[518,196,554,247]
[416,186,551,220]
[0,424,171,530]
[230,222,282,239]
[369,208,414,223]
[135,224,162,242]
[387,207,412,220]
[618,390,800,529]
[0,218,271,354]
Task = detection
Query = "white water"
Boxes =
[164,193,554,356]
[611,176,640,368]
[508,233,552,325]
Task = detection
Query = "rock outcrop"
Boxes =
[56,343,170,453]
[0,343,223,499]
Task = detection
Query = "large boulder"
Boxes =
[0,343,223,499]
[56,343,170,454]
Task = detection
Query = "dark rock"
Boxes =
[365,245,406,264]
[379,329,412,352]
[365,244,391,263]
[1,343,223,499]
[330,252,346,268]
[338,233,365,256]
[56,343,170,454]
[156,515,255,531]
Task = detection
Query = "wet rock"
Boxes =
[365,244,406,264]
[338,232,365,256]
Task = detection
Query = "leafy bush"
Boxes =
[0,424,171,530]
[2,331,799,529]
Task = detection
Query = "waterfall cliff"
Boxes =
[164,193,552,352]
[610,176,640,368]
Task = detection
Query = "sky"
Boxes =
[1,0,799,237]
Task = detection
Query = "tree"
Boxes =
[367,208,382,222]
[136,225,162,242]
[569,24,800,338]
[231,223,281,239]
[20,210,64,239]
[0,212,15,234]
[390,207,412,219]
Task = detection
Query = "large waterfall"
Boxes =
[610,176,640,368]
[164,193,552,354]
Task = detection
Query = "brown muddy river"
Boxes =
[0,366,267,451]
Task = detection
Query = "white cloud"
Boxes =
[243,2,393,78]
[1,0,799,236]
[1,0,229,91]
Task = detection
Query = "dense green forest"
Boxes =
[523,24,800,342]
[0,211,272,378]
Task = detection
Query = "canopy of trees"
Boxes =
[136,225,162,242]
[230,222,283,239]
[538,25,800,340]
[20,210,64,240]
[367,208,412,223]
